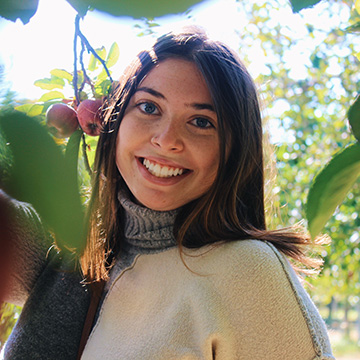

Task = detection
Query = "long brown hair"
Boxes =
[81,28,324,281]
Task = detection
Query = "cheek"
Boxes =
[115,124,129,173]
[115,133,123,174]
[198,140,220,179]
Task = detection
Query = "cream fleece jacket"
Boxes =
[82,240,334,360]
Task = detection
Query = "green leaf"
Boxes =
[105,42,120,68]
[27,104,44,117]
[0,112,85,251]
[76,71,85,87]
[66,0,202,18]
[65,129,82,182]
[345,21,360,33]
[0,0,39,24]
[290,0,321,12]
[39,91,65,102]
[83,134,98,168]
[356,0,360,15]
[88,54,97,72]
[96,68,110,83]
[50,69,73,83]
[94,79,111,98]
[15,104,33,114]
[15,103,43,117]
[88,47,106,71]
[34,77,65,90]
[306,143,360,238]
[348,94,360,142]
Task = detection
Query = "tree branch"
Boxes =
[73,14,81,106]
[77,29,113,83]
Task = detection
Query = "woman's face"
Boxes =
[115,58,220,211]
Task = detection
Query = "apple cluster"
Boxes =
[46,99,104,138]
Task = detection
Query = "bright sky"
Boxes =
[0,0,246,99]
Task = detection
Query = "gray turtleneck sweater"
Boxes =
[2,193,179,360]
[110,192,178,278]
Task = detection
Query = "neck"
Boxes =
[118,192,178,255]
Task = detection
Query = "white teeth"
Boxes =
[142,158,185,178]
[153,163,161,175]
[160,166,169,177]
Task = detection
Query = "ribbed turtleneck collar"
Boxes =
[118,192,178,255]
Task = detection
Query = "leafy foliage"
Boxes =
[298,1,360,240]
[235,0,360,304]
[284,0,360,247]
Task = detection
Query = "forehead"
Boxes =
[138,58,213,103]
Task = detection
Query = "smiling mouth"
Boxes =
[140,158,190,178]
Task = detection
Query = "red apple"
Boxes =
[46,103,79,138]
[77,99,103,136]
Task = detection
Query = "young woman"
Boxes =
[2,28,334,360]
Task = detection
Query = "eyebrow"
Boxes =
[188,103,216,113]
[135,86,216,113]
[135,87,165,99]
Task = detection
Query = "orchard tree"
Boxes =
[235,0,360,309]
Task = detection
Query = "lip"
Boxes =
[136,156,192,185]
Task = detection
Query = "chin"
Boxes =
[144,202,178,212]
[138,196,181,211]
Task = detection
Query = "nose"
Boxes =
[151,121,184,152]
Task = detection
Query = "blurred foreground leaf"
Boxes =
[67,0,203,18]
[65,129,82,176]
[0,0,202,24]
[306,143,360,238]
[348,94,360,142]
[0,112,85,251]
[0,0,38,24]
[290,0,321,12]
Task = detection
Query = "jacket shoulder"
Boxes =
[187,239,288,277]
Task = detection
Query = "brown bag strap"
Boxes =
[76,280,105,360]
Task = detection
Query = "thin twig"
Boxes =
[77,30,113,82]
[82,133,92,176]
[78,42,86,93]
[79,40,96,97]
[73,15,81,106]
